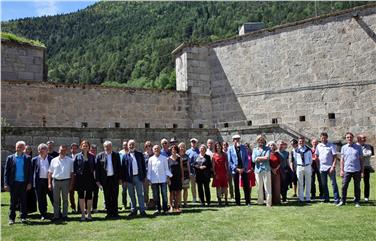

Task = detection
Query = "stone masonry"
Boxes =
[174,4,376,146]
[1,40,46,81]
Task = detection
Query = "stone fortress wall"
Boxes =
[1,4,376,158]
[174,4,376,145]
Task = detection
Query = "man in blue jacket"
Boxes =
[227,135,251,206]
[121,139,147,217]
[4,141,33,225]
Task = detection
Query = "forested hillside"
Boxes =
[1,1,368,89]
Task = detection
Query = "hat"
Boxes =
[46,140,54,144]
[190,138,198,143]
[170,137,177,143]
[232,134,241,139]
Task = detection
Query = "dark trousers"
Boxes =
[196,179,211,205]
[311,166,323,198]
[341,171,361,203]
[280,170,290,202]
[151,183,168,212]
[9,181,27,220]
[233,172,250,205]
[35,178,53,217]
[364,169,371,199]
[103,176,119,216]
[122,184,128,207]
[92,185,99,210]
[69,190,76,210]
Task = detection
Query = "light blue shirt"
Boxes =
[252,146,271,173]
[186,147,199,176]
[293,145,312,166]
[316,142,337,172]
[341,143,362,172]
[15,153,25,182]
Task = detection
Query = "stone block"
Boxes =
[19,71,34,80]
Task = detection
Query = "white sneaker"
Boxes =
[365,198,369,202]
[355,203,361,208]
[336,201,344,207]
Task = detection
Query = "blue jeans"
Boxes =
[127,175,145,213]
[151,183,168,212]
[320,169,340,202]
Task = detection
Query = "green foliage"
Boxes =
[1,1,368,89]
[0,32,45,47]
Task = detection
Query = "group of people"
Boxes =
[3,132,374,225]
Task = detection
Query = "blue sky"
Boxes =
[1,1,97,21]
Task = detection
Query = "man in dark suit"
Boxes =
[4,141,33,225]
[32,143,54,220]
[121,139,147,217]
[95,141,121,218]
[227,134,251,206]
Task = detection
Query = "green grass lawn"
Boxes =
[1,176,375,241]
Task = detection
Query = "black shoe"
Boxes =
[62,216,69,222]
[128,212,137,218]
[21,218,27,224]
[140,211,147,217]
[153,210,161,216]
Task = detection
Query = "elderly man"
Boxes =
[4,141,33,225]
[32,143,54,220]
[228,134,250,206]
[121,140,147,217]
[48,145,74,221]
[147,145,172,215]
[293,136,312,203]
[316,132,340,204]
[337,132,363,207]
[186,138,199,204]
[96,141,121,218]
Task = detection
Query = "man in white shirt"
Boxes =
[293,137,312,203]
[316,132,340,204]
[147,145,172,215]
[95,141,121,219]
[32,143,54,220]
[48,145,73,221]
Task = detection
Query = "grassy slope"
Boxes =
[1,176,375,241]
[0,32,45,48]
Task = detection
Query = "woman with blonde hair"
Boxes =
[178,142,190,208]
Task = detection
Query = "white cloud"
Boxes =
[34,0,59,17]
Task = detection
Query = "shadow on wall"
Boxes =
[209,50,249,130]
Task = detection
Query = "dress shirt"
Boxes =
[147,155,172,184]
[39,155,50,178]
[49,156,73,180]
[293,145,313,166]
[106,152,114,176]
[316,142,337,172]
[130,152,138,175]
[341,144,362,172]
